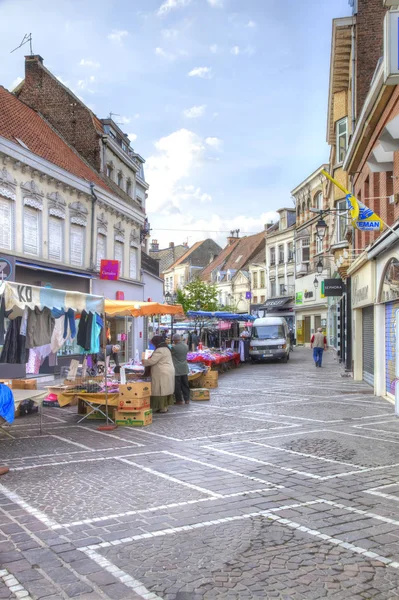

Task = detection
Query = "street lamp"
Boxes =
[316,259,323,275]
[313,277,319,290]
[316,218,328,241]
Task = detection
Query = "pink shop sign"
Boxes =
[218,321,231,330]
[100,260,120,281]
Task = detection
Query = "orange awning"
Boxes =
[104,299,184,318]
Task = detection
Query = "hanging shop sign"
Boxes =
[324,279,345,297]
[295,292,303,305]
[245,292,252,299]
[100,260,120,281]
[0,256,14,282]
[218,321,232,330]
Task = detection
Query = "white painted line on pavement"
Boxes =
[0,483,60,529]
[0,568,33,599]
[75,425,144,446]
[10,451,162,471]
[116,457,223,498]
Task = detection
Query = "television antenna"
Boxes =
[11,33,33,55]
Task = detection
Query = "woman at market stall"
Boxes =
[142,335,175,413]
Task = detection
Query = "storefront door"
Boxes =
[314,315,321,331]
[362,306,374,387]
[304,317,311,344]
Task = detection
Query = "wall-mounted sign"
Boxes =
[324,279,345,297]
[384,10,399,85]
[0,256,14,282]
[304,290,314,301]
[100,260,120,281]
[295,292,303,305]
[116,291,125,300]
[245,292,252,299]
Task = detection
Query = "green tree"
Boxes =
[176,280,219,314]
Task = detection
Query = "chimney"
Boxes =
[150,239,159,251]
[227,236,238,246]
[265,222,274,231]
[169,242,175,248]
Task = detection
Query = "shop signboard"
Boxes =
[0,256,14,282]
[384,10,399,85]
[352,262,375,308]
[295,292,303,305]
[218,321,231,330]
[100,260,120,281]
[245,292,252,299]
[324,279,345,297]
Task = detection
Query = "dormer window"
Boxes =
[109,130,116,140]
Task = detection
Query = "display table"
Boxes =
[56,391,119,424]
[187,351,241,368]
[0,389,47,437]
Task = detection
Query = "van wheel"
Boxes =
[282,355,288,364]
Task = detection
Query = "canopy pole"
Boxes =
[103,301,109,425]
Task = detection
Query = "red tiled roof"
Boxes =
[224,231,265,271]
[200,239,240,281]
[0,86,110,192]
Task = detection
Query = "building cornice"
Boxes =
[0,136,145,227]
[291,164,329,196]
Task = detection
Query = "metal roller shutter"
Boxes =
[362,306,374,386]
[385,301,399,396]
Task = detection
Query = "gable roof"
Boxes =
[166,241,203,271]
[200,238,240,281]
[223,231,265,272]
[250,248,266,266]
[0,86,110,192]
[149,245,188,274]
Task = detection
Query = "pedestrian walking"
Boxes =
[142,336,175,413]
[310,327,327,367]
[171,333,190,405]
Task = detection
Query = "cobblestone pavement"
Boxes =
[2,349,399,598]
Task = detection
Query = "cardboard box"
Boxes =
[12,379,37,390]
[118,396,150,411]
[206,370,218,381]
[203,378,218,389]
[119,382,151,400]
[115,408,153,427]
[190,388,210,401]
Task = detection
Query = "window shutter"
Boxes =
[96,233,106,270]
[115,241,124,275]
[48,216,63,261]
[129,247,138,279]
[0,198,12,250]
[70,224,84,266]
[24,206,39,255]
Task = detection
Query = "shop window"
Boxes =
[96,233,106,270]
[70,224,85,266]
[115,241,124,276]
[48,216,63,262]
[336,199,348,243]
[24,205,40,256]
[336,117,348,163]
[129,246,138,279]
[0,197,13,251]
[270,247,276,266]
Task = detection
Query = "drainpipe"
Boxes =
[89,183,98,271]
[351,22,356,134]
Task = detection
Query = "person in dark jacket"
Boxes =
[171,334,190,405]
[98,344,120,369]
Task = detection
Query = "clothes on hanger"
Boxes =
[26,307,55,349]
[0,317,27,364]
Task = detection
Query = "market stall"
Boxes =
[186,311,255,366]
[0,281,105,431]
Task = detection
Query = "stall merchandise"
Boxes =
[187,348,241,367]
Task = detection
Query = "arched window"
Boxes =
[379,257,399,303]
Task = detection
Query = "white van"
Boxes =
[249,317,290,363]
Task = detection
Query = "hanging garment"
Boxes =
[0,296,5,346]
[26,344,51,374]
[20,307,29,337]
[77,310,90,350]
[0,317,27,364]
[51,315,66,353]
[26,307,55,349]
[90,314,103,354]
[65,308,77,340]
[0,384,14,423]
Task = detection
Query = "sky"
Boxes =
[0,0,351,248]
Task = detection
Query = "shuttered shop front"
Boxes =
[362,306,374,386]
[385,301,399,397]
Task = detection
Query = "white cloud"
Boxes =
[205,136,222,150]
[155,47,177,60]
[145,129,206,212]
[183,104,207,118]
[9,76,23,91]
[127,133,137,142]
[188,66,212,78]
[207,0,224,6]
[79,59,100,68]
[134,113,140,119]
[118,116,131,125]
[210,44,219,54]
[247,20,256,28]
[162,28,179,38]
[107,30,128,43]
[231,46,240,55]
[157,0,191,16]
